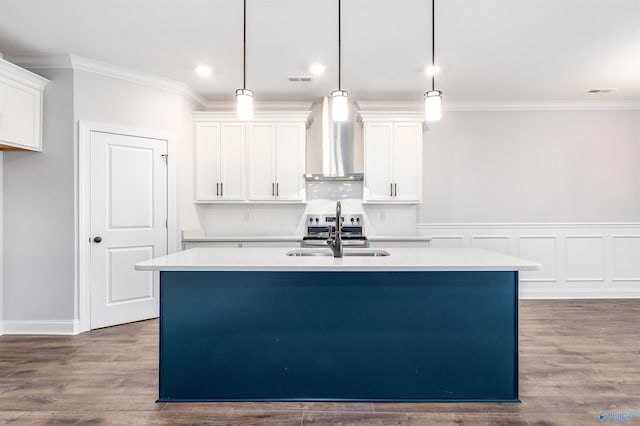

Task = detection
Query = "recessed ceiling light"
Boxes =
[587,88,616,93]
[425,65,440,76]
[310,63,326,76]
[195,65,212,77]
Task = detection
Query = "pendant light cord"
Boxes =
[243,0,247,90]
[431,0,435,91]
[338,0,342,91]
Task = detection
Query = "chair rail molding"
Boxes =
[417,222,640,299]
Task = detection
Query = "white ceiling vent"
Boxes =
[288,76,313,82]
[587,88,616,93]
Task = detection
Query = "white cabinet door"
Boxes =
[392,123,422,202]
[275,123,305,201]
[364,123,394,201]
[219,123,246,200]
[247,123,276,201]
[194,122,220,200]
[363,120,422,203]
[0,60,47,151]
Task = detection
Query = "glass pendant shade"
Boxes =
[424,90,442,122]
[236,89,254,120]
[331,90,348,121]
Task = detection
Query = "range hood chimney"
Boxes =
[305,96,363,181]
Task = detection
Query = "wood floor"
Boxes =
[1,300,639,425]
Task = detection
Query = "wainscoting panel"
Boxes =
[565,236,605,282]
[471,236,510,255]
[429,236,465,248]
[612,236,640,281]
[517,236,557,282]
[417,223,640,299]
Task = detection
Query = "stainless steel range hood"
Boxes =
[305,96,363,181]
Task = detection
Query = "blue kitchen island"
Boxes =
[136,247,539,403]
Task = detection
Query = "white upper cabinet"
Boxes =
[247,122,305,202]
[194,120,246,202]
[194,112,308,203]
[360,112,423,203]
[0,58,48,151]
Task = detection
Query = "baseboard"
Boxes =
[520,283,640,299]
[1,320,80,335]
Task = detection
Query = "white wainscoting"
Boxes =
[417,223,640,299]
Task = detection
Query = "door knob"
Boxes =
[93,236,102,243]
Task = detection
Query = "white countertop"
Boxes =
[136,247,540,272]
[182,235,302,242]
[367,236,431,242]
[181,234,431,242]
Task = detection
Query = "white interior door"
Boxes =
[89,130,167,329]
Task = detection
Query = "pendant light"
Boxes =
[331,0,348,121]
[236,0,253,120]
[425,0,442,122]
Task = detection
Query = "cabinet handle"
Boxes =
[394,183,397,197]
[216,183,219,196]
[390,183,393,197]
[272,183,275,196]
[220,182,223,197]
[276,183,279,197]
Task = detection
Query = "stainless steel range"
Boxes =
[301,213,368,248]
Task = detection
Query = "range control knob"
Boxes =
[350,217,355,224]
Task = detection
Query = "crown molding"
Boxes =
[358,111,425,122]
[204,100,313,111]
[357,100,640,111]
[193,110,311,122]
[4,54,206,107]
[68,55,207,106]
[4,55,637,112]
[3,54,73,69]
[0,57,50,88]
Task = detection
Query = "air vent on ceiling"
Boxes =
[587,88,616,93]
[288,76,313,82]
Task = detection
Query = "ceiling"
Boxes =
[1,0,639,103]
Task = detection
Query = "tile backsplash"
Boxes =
[194,181,418,237]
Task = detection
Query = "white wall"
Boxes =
[73,70,201,234]
[2,64,199,333]
[420,110,640,223]
[417,109,640,298]
[3,68,76,330]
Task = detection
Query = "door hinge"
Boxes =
[165,219,168,228]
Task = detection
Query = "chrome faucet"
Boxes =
[327,201,343,257]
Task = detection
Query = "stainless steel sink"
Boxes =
[286,249,390,257]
